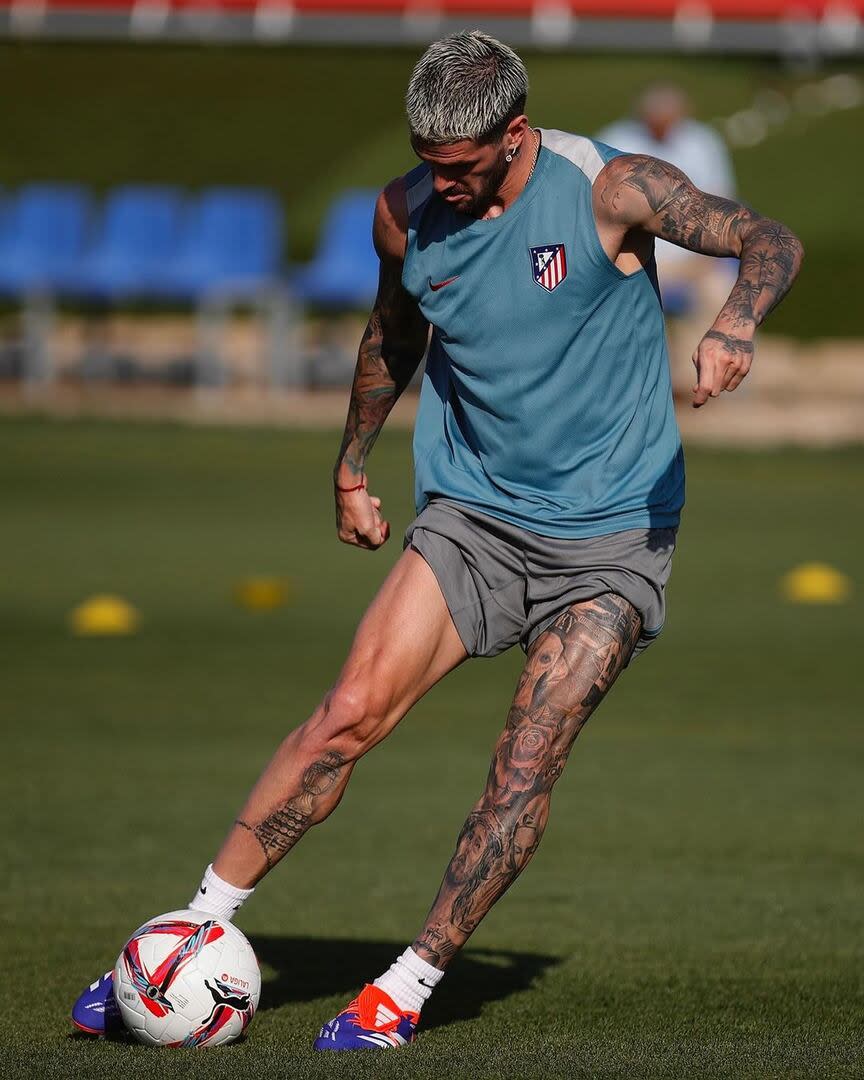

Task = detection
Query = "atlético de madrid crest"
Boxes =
[530,244,567,292]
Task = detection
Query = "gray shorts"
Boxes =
[405,500,676,660]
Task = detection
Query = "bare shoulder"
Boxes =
[594,153,691,228]
[373,177,410,262]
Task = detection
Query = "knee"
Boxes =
[305,675,392,760]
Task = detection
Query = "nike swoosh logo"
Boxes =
[429,275,459,291]
[199,885,207,894]
[418,977,435,988]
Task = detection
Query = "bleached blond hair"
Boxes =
[406,30,529,145]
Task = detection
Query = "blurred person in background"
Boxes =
[72,32,802,1052]
[598,85,738,398]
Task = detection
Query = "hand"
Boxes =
[691,329,754,408]
[335,484,391,550]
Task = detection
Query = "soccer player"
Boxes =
[73,31,802,1049]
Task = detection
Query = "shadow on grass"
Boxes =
[251,935,559,1030]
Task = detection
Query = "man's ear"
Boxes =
[505,114,530,148]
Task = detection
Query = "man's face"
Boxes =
[639,89,687,142]
[412,136,511,218]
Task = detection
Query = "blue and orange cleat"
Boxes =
[313,984,419,1051]
[71,970,124,1036]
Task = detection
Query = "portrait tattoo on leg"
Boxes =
[235,750,346,870]
[413,594,641,967]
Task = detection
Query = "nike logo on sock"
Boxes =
[418,978,435,988]
[429,275,459,291]
[199,885,207,894]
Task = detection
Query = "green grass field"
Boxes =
[0,43,861,337]
[2,417,863,1078]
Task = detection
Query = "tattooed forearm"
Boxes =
[413,594,641,967]
[598,155,803,334]
[238,750,346,870]
[718,217,803,331]
[335,310,402,480]
[335,261,428,482]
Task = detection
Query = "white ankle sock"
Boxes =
[373,947,445,1014]
[188,864,254,922]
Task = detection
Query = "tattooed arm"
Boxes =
[594,154,804,408]
[334,179,429,548]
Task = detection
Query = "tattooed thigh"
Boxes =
[510,595,641,741]
[490,595,641,804]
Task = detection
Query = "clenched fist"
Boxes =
[335,483,391,550]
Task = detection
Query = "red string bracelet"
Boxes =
[335,479,367,493]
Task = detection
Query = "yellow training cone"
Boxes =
[780,563,852,605]
[234,577,290,612]
[70,594,140,636]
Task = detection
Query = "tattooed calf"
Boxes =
[237,750,346,869]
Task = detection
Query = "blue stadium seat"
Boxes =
[661,282,695,317]
[660,258,739,318]
[159,187,284,301]
[69,185,183,300]
[0,184,90,297]
[292,190,378,309]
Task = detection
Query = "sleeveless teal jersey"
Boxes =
[402,128,685,539]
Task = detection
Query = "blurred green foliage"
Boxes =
[0,42,858,338]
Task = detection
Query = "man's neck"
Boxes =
[479,127,539,221]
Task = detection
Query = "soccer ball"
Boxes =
[113,908,261,1047]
